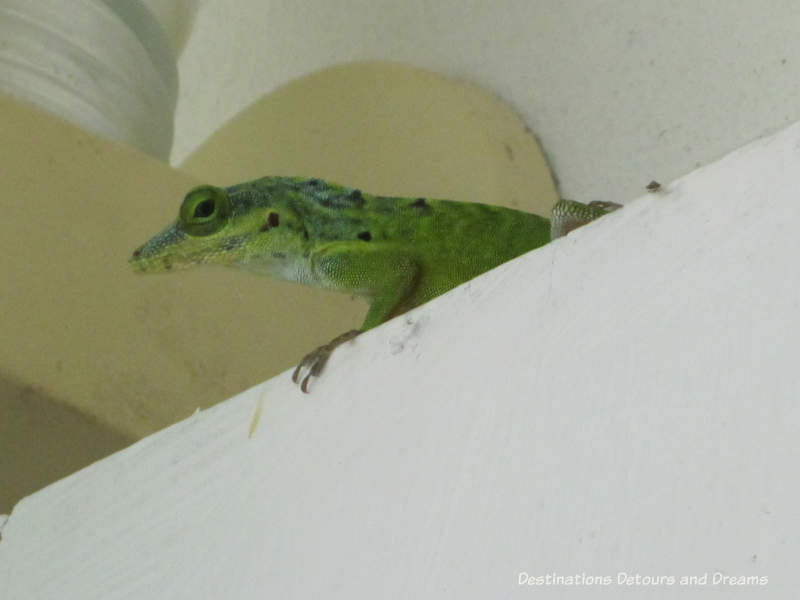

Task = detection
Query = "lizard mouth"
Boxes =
[128,246,181,273]
[129,221,192,273]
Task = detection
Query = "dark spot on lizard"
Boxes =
[357,231,372,242]
[348,189,364,205]
[260,212,280,231]
[133,249,141,257]
[409,198,432,215]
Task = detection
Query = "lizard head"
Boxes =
[129,183,305,275]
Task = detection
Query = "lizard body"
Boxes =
[130,176,619,391]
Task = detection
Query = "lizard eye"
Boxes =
[179,185,231,236]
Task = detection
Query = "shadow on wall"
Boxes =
[0,374,134,514]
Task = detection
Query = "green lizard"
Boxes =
[130,176,619,392]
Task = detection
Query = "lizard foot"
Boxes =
[550,199,622,240]
[291,329,361,393]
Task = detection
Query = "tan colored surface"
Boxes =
[1,63,556,513]
[181,62,556,213]
[0,378,132,514]
[0,94,352,512]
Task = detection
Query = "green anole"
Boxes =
[130,176,619,392]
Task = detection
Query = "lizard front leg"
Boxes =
[292,243,420,392]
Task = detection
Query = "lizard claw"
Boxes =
[292,345,334,393]
[291,329,361,393]
[291,363,303,385]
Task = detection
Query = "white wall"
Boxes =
[174,0,800,203]
[1,105,796,599]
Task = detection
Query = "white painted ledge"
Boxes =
[2,123,799,597]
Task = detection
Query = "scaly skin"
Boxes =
[130,176,619,391]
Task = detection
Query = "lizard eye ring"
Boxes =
[179,185,231,236]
